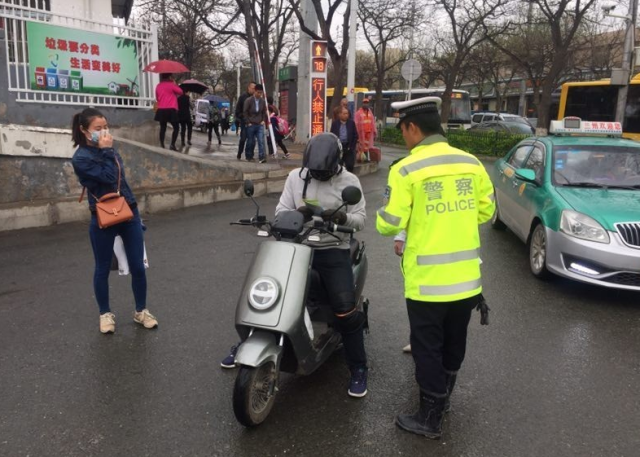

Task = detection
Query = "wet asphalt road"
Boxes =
[1,147,639,457]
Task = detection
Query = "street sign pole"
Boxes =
[401,59,422,102]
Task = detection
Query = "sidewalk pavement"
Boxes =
[172,127,305,171]
[168,127,385,174]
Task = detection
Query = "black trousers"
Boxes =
[179,120,192,144]
[406,294,480,395]
[159,121,179,147]
[267,135,289,156]
[237,122,247,157]
[341,143,355,172]
[312,249,367,370]
[208,122,221,143]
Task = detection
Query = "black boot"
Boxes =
[444,371,457,413]
[396,392,445,439]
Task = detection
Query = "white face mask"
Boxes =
[87,128,107,143]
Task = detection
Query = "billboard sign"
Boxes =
[27,22,140,97]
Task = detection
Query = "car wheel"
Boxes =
[529,224,550,279]
[491,198,507,230]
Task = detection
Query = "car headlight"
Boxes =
[248,278,279,310]
[560,210,610,244]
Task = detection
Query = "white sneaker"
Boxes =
[134,309,158,329]
[100,312,116,334]
[402,344,412,353]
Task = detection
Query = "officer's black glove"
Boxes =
[475,294,490,326]
[296,206,313,222]
[321,209,347,225]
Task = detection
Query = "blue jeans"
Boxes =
[245,124,265,160]
[89,208,147,314]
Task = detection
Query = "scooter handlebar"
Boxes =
[328,222,356,234]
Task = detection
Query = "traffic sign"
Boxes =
[401,59,422,82]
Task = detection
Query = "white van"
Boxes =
[471,112,530,126]
[194,99,210,132]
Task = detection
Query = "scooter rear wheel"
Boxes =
[233,362,278,427]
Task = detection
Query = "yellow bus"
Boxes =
[558,75,640,141]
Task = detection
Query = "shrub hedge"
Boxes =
[380,126,532,157]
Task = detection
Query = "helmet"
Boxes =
[302,133,342,181]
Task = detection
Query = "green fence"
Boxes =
[380,126,532,157]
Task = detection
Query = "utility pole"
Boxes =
[613,0,639,124]
[296,0,318,143]
[346,0,358,112]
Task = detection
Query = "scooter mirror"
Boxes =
[341,186,361,205]
[243,180,254,197]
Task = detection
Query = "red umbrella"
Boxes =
[143,60,189,73]
[179,79,209,94]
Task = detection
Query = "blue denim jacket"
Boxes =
[72,145,136,211]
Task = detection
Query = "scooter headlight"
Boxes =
[248,278,279,310]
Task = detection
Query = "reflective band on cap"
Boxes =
[399,155,480,177]
[417,249,479,265]
[377,208,401,226]
[419,278,482,296]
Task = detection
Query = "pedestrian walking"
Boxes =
[330,107,358,172]
[269,107,291,159]
[177,89,193,148]
[221,107,230,135]
[154,73,183,150]
[235,82,255,159]
[71,108,158,334]
[376,96,495,439]
[354,98,377,162]
[207,102,222,146]
[243,83,268,163]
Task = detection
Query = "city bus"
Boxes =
[362,88,473,129]
[557,76,640,141]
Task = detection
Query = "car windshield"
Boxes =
[552,145,640,188]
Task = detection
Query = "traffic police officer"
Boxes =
[376,96,495,439]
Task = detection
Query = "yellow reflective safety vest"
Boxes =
[376,135,495,302]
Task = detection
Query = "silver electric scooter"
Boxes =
[230,180,369,427]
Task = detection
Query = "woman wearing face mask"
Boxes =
[71,108,158,334]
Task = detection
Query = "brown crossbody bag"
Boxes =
[79,157,133,229]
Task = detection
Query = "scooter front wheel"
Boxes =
[233,362,278,427]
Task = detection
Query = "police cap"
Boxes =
[391,96,441,128]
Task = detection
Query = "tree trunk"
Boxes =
[537,54,567,131]
[374,42,386,121]
[329,57,346,115]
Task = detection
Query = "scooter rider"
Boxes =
[221,133,369,398]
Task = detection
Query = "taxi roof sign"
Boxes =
[549,117,623,137]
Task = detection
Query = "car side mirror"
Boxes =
[341,186,362,205]
[515,168,537,182]
[243,180,254,197]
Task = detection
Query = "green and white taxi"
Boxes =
[491,117,640,290]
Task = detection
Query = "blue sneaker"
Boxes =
[348,367,368,398]
[220,344,239,369]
